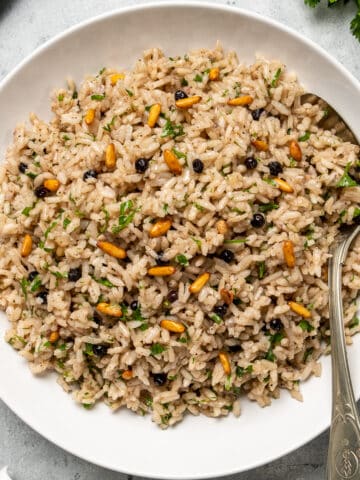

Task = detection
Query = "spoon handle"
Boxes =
[327,229,360,480]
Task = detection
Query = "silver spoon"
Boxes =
[301,94,360,479]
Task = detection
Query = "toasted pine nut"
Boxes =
[43,179,60,192]
[283,240,295,268]
[274,177,294,193]
[189,272,210,294]
[164,149,182,175]
[96,302,122,317]
[216,219,228,235]
[288,301,311,318]
[97,240,126,259]
[148,266,176,276]
[160,319,186,333]
[85,109,95,125]
[21,234,32,257]
[105,143,116,169]
[289,140,302,162]
[219,352,231,375]
[121,369,133,380]
[251,139,268,151]
[175,95,202,109]
[110,73,125,85]
[147,103,161,128]
[208,67,220,81]
[220,288,234,305]
[49,331,59,343]
[149,219,172,238]
[227,95,253,107]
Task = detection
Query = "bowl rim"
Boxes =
[1,2,359,478]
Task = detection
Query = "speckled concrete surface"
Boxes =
[0,1,359,479]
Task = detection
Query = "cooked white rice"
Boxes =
[1,44,360,428]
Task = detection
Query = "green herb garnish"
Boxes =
[58,93,64,102]
[22,201,37,216]
[181,78,188,86]
[258,202,279,213]
[91,94,105,101]
[112,200,139,233]
[84,343,94,356]
[257,261,266,279]
[193,74,203,82]
[103,116,116,132]
[92,276,115,288]
[176,254,189,266]
[270,68,282,87]
[190,236,202,249]
[349,316,360,328]
[63,217,71,229]
[303,347,314,362]
[50,271,68,279]
[161,118,184,139]
[336,163,358,188]
[30,276,42,292]
[163,203,169,214]
[298,320,315,332]
[209,313,222,324]
[172,148,187,159]
[236,365,253,377]
[298,131,311,142]
[224,238,247,244]
[150,343,166,356]
[125,89,134,97]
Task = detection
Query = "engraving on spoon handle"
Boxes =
[327,239,360,479]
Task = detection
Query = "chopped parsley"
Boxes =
[161,118,185,139]
[72,91,78,99]
[30,276,42,292]
[258,202,279,213]
[353,207,360,219]
[190,236,202,249]
[112,200,139,233]
[91,94,105,101]
[172,148,187,159]
[84,343,94,356]
[150,343,166,356]
[125,89,134,97]
[181,78,188,86]
[193,74,203,82]
[262,177,277,187]
[25,172,38,180]
[298,131,311,142]
[209,313,222,324]
[98,67,106,75]
[235,365,253,377]
[224,238,247,244]
[132,305,144,322]
[57,93,64,102]
[349,316,360,328]
[270,68,282,88]
[63,217,71,229]
[299,320,314,332]
[82,403,94,410]
[303,347,314,362]
[92,276,115,288]
[103,116,116,132]
[233,81,241,96]
[265,349,276,362]
[175,254,189,266]
[163,203,169,214]
[50,271,68,279]
[193,203,205,211]
[257,261,266,279]
[22,201,37,217]
[336,163,358,188]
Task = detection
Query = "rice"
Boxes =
[1,44,360,428]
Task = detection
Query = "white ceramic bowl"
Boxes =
[1,3,360,478]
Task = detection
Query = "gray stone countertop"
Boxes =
[0,1,359,479]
